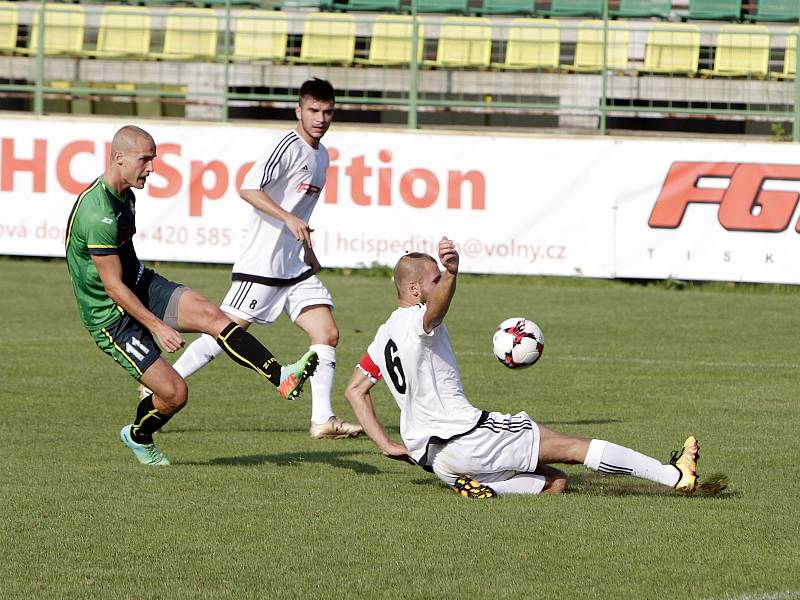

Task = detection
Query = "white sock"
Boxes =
[173,334,223,379]
[309,344,336,424]
[584,439,680,487]
[488,473,547,495]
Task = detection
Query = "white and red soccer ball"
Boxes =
[492,317,544,369]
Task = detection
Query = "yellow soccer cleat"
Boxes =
[452,476,497,499]
[671,435,700,494]
[309,416,363,439]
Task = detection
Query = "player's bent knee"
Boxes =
[157,376,188,412]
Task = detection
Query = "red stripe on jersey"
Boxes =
[357,352,382,381]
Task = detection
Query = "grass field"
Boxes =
[2,257,799,599]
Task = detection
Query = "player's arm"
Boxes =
[345,359,415,465]
[91,254,184,352]
[422,237,459,334]
[239,188,313,248]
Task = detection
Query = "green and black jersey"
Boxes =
[65,177,144,331]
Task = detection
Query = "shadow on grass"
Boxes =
[541,419,624,427]
[567,473,737,499]
[159,424,402,435]
[178,450,381,474]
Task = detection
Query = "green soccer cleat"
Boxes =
[453,476,497,499]
[670,435,700,494]
[120,425,171,466]
[277,350,319,400]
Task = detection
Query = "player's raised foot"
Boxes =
[277,350,319,400]
[120,425,170,466]
[453,477,497,499]
[309,416,363,439]
[670,435,700,494]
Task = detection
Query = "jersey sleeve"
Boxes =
[412,304,436,338]
[356,352,382,384]
[83,204,119,256]
[240,133,294,191]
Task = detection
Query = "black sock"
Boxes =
[216,322,282,386]
[130,394,172,444]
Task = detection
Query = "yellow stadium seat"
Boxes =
[355,15,425,66]
[562,19,629,72]
[771,27,798,80]
[151,8,218,61]
[25,4,85,57]
[493,18,560,71]
[424,16,492,68]
[289,13,356,65]
[233,10,288,61]
[0,1,18,54]
[90,6,151,59]
[700,24,770,79]
[640,23,700,76]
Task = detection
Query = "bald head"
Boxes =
[110,125,154,157]
[393,252,438,299]
[104,125,156,194]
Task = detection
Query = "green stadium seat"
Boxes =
[744,0,800,22]
[771,27,798,80]
[91,82,136,116]
[88,6,151,59]
[24,4,85,57]
[161,84,187,118]
[610,0,672,19]
[150,8,218,61]
[700,24,770,78]
[289,13,356,65]
[354,15,424,66]
[417,0,469,14]
[233,10,288,61]
[424,16,492,68]
[639,23,701,75]
[492,18,560,70]
[685,0,742,21]
[561,19,629,72]
[472,0,536,16]
[539,0,602,18]
[0,1,18,54]
[337,0,402,12]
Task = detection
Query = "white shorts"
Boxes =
[220,274,333,325]
[428,411,540,486]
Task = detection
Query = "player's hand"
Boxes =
[284,213,313,248]
[153,322,185,353]
[381,442,417,465]
[438,236,459,275]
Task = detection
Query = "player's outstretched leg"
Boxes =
[278,350,320,400]
[452,477,497,499]
[120,424,170,466]
[670,435,700,494]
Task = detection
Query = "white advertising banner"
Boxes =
[0,117,798,284]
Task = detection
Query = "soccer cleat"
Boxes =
[670,435,700,494]
[309,416,364,439]
[277,350,319,400]
[452,476,497,499]
[120,425,171,466]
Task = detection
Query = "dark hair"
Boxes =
[299,78,335,104]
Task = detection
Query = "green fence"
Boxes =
[0,0,797,139]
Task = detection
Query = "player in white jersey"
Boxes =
[344,238,705,498]
[165,78,362,439]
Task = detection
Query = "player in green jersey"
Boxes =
[66,125,319,466]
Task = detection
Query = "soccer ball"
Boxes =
[492,317,544,369]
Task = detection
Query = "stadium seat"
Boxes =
[700,24,770,78]
[88,6,151,59]
[771,27,798,80]
[24,4,85,57]
[150,8,218,61]
[539,0,603,18]
[424,16,492,68]
[562,20,629,72]
[639,23,701,76]
[744,0,800,22]
[337,0,403,11]
[492,18,560,71]
[0,1,18,55]
[290,13,356,65]
[610,0,672,19]
[685,0,741,21]
[91,82,136,116]
[354,15,424,66]
[417,0,469,14]
[233,10,288,61]
[472,0,536,16]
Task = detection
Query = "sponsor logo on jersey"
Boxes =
[101,217,114,224]
[297,182,322,196]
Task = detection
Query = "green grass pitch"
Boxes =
[1,258,799,599]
